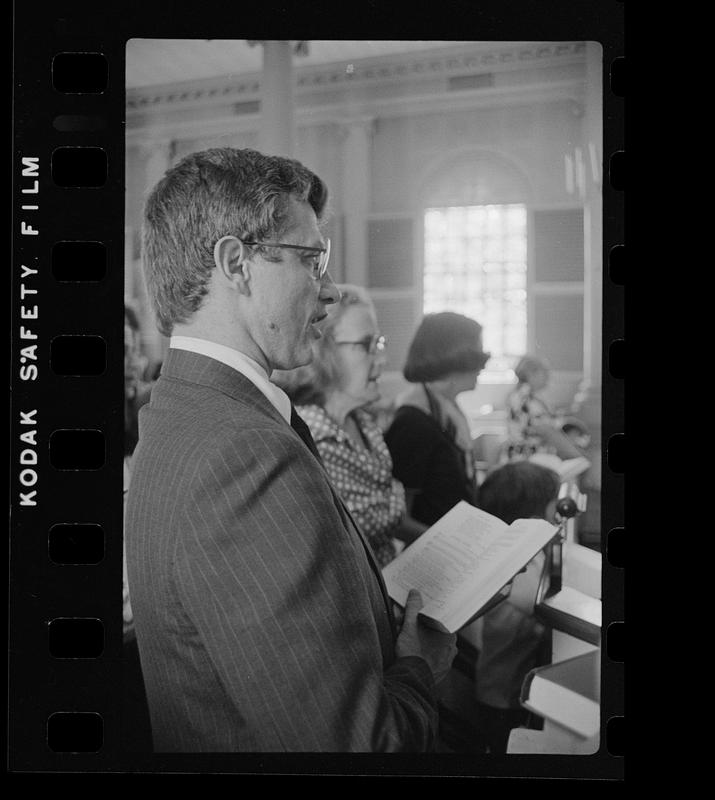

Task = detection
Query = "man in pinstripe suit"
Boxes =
[125,148,457,752]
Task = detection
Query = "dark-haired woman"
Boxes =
[384,312,490,527]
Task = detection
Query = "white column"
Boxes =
[127,139,171,301]
[259,41,295,157]
[573,42,603,434]
[143,139,173,193]
[340,116,375,286]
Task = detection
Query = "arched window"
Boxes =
[420,153,531,375]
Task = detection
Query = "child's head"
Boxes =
[478,461,560,524]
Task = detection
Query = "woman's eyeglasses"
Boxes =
[335,334,387,355]
[241,238,331,280]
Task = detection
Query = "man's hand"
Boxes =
[394,590,457,684]
[392,601,405,628]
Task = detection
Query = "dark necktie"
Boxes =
[289,405,394,628]
[290,406,323,464]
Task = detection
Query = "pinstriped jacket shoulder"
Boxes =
[125,348,438,752]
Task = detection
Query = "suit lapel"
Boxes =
[327,484,397,635]
[289,406,324,465]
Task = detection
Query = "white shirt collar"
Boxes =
[169,335,292,424]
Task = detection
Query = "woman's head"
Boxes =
[514,354,550,390]
[124,304,144,391]
[403,312,489,387]
[124,304,144,455]
[273,284,385,409]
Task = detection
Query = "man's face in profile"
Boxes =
[248,197,334,372]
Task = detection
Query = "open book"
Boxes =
[381,501,559,634]
[528,453,590,482]
[520,649,600,738]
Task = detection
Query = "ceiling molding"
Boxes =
[126,79,584,144]
[127,41,586,115]
[295,41,585,88]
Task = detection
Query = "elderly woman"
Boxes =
[384,312,490,528]
[273,284,427,567]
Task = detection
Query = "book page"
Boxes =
[382,502,557,631]
[440,518,556,630]
[382,502,507,613]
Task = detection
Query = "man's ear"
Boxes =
[213,236,251,294]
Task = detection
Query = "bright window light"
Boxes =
[423,203,527,375]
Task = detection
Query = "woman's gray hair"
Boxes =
[272,284,376,405]
[142,147,329,337]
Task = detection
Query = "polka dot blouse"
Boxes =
[297,404,406,568]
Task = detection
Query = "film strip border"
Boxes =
[600,51,625,765]
[12,16,125,766]
[10,5,624,776]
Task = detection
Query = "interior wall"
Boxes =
[125,42,598,421]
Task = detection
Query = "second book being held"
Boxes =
[381,501,559,634]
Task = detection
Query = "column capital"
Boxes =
[136,138,173,161]
[337,115,377,142]
[247,40,310,56]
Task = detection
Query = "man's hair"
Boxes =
[514,354,550,384]
[142,147,329,336]
[272,284,375,406]
[477,461,560,525]
[403,311,489,383]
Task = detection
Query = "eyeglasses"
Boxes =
[335,334,387,355]
[242,238,331,280]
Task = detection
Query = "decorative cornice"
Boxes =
[126,79,584,144]
[128,80,261,111]
[295,41,585,89]
[126,41,586,114]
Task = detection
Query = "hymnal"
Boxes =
[381,501,559,634]
[520,649,600,738]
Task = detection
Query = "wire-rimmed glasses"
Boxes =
[242,237,331,280]
[334,334,387,355]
